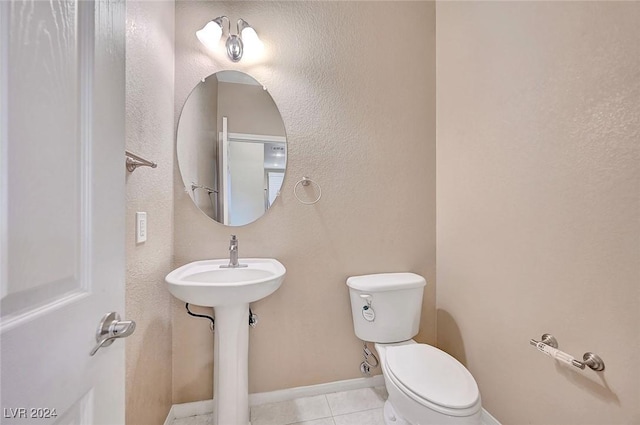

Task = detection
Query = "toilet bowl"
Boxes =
[376,341,481,425]
[346,273,482,425]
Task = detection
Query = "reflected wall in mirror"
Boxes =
[177,71,287,226]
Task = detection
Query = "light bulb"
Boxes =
[241,26,264,55]
[196,21,222,51]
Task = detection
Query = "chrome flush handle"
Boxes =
[90,312,136,356]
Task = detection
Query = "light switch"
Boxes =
[136,212,147,243]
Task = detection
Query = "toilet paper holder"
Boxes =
[530,333,605,371]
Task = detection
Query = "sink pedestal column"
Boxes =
[212,303,250,425]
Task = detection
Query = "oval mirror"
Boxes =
[177,71,287,226]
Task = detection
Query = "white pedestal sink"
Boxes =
[165,258,286,425]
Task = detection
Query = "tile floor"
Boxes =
[172,386,388,425]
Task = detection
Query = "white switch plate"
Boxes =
[136,212,147,243]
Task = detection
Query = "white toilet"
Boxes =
[347,273,482,425]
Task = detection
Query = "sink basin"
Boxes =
[165,258,286,307]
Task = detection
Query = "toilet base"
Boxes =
[383,400,409,425]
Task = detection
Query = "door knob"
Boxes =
[90,312,136,356]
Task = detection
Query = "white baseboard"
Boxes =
[481,408,501,425]
[162,405,175,425]
[163,375,501,425]
[165,375,384,423]
[174,399,214,418]
[162,399,215,425]
[249,374,385,406]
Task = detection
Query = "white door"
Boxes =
[1,0,127,424]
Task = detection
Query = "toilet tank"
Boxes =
[347,273,426,343]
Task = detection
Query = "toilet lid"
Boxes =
[385,344,479,409]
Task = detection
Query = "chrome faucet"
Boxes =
[220,235,247,268]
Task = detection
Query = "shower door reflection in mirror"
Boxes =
[221,127,286,226]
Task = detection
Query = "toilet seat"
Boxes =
[385,344,481,416]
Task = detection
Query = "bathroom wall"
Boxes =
[125,1,175,424]
[436,2,640,424]
[173,1,436,402]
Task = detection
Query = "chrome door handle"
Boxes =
[90,312,136,356]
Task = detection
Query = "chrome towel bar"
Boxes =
[191,182,218,193]
[125,150,157,172]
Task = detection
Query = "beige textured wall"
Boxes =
[125,1,175,424]
[436,2,640,424]
[173,1,436,402]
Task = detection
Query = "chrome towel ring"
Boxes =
[294,176,322,205]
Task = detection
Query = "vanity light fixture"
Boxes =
[196,16,263,62]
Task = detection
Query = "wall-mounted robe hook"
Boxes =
[125,150,157,172]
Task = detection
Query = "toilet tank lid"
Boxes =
[346,273,426,292]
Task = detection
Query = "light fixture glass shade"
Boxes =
[196,21,223,51]
[240,26,264,54]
